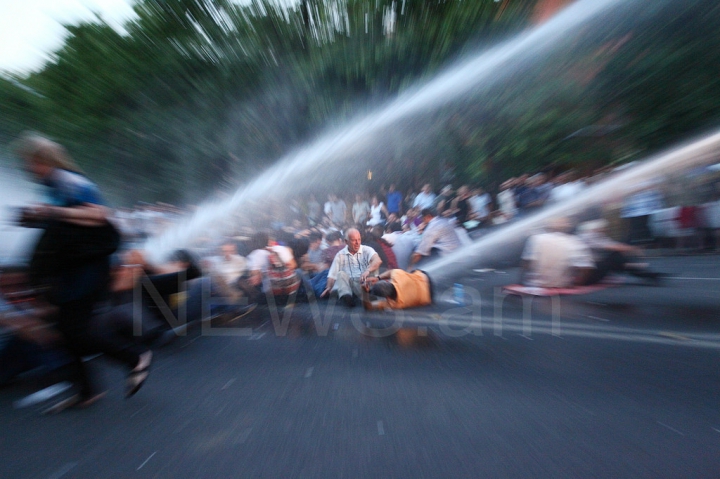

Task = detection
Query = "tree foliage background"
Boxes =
[1,0,719,205]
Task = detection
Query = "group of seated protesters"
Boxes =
[201,215,449,311]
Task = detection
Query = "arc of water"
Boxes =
[144,0,625,260]
[425,129,720,279]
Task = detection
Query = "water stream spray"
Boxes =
[143,0,630,261]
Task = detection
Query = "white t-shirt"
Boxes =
[521,232,594,288]
[213,254,247,284]
[247,246,295,292]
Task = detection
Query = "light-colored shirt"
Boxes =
[327,200,347,224]
[415,217,461,257]
[470,193,491,219]
[392,231,421,270]
[213,254,247,284]
[498,189,517,218]
[247,245,295,293]
[621,189,663,218]
[352,201,370,224]
[413,192,436,210]
[549,181,585,204]
[522,232,594,288]
[327,245,379,281]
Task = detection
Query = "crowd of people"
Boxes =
[2,132,720,413]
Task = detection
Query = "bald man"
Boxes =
[321,228,382,307]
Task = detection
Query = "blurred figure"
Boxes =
[409,208,461,267]
[386,184,403,216]
[413,183,436,210]
[367,195,389,227]
[450,185,473,227]
[578,220,665,284]
[324,194,347,226]
[13,133,151,410]
[496,178,518,223]
[321,228,382,307]
[306,194,321,226]
[352,194,370,225]
[212,240,247,295]
[469,187,491,226]
[307,230,344,298]
[305,231,325,272]
[548,170,584,204]
[520,218,594,288]
[363,269,432,310]
[434,185,454,217]
[246,232,299,303]
[621,182,664,245]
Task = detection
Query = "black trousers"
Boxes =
[57,294,146,398]
[580,251,623,286]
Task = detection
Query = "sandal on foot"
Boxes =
[126,352,152,398]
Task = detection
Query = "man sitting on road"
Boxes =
[520,218,595,288]
[321,228,382,307]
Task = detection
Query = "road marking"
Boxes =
[657,421,685,436]
[587,315,610,322]
[136,452,157,471]
[658,332,691,341]
[667,277,720,281]
[377,421,385,436]
[586,301,607,306]
[249,332,266,340]
[47,462,77,479]
[130,405,149,418]
[333,323,339,330]
[222,378,236,390]
[305,367,314,378]
[518,334,533,341]
[713,428,720,434]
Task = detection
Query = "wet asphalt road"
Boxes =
[2,255,720,478]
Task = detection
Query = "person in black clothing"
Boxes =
[13,133,152,411]
[451,185,472,228]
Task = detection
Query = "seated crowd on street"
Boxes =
[2,138,720,403]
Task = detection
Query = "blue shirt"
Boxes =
[386,191,402,214]
[43,169,108,302]
[44,169,104,207]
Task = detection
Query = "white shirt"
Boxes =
[413,192,436,210]
[367,202,385,226]
[549,181,585,204]
[522,232,594,288]
[327,245,379,281]
[498,189,517,218]
[415,217,461,256]
[213,254,247,284]
[470,193,491,219]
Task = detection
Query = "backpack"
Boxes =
[266,248,300,296]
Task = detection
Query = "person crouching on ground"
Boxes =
[320,228,382,307]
